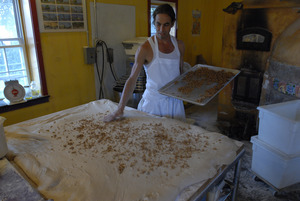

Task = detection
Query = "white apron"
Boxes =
[137,36,185,121]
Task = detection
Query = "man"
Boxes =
[104,4,185,122]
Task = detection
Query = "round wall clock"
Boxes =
[3,80,26,105]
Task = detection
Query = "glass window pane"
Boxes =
[0,47,28,84]
[0,80,5,99]
[18,76,28,86]
[5,47,23,65]
[0,72,9,79]
[8,63,24,71]
[0,39,20,46]
[0,48,5,65]
[0,0,18,39]
[9,40,20,45]
[0,65,6,73]
[8,69,26,76]
[150,6,157,36]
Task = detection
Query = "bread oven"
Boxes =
[260,18,300,105]
[232,8,271,109]
[218,0,300,140]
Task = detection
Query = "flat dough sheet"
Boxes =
[5,99,243,201]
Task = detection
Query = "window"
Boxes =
[0,0,29,99]
[148,0,177,37]
[0,0,47,102]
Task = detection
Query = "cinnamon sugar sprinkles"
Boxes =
[43,113,223,177]
[178,67,235,102]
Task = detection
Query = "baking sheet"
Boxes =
[159,64,240,106]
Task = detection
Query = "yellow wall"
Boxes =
[177,0,233,66]
[177,0,235,121]
[2,0,231,126]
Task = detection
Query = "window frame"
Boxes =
[28,0,48,96]
[0,0,30,95]
[0,0,48,111]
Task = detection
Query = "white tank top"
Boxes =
[143,35,181,96]
[137,35,185,120]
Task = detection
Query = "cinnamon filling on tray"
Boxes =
[178,67,235,102]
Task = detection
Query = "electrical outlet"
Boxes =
[83,46,96,64]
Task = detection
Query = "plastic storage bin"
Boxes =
[251,136,300,189]
[257,100,300,155]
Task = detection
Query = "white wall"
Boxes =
[90,3,136,100]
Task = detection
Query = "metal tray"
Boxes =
[158,64,240,106]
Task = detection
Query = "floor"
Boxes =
[185,97,300,201]
[0,158,44,201]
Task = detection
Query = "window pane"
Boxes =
[0,48,5,66]
[0,47,28,83]
[0,72,9,79]
[18,76,28,86]
[0,70,26,80]
[5,47,24,65]
[8,69,27,78]
[8,63,23,71]
[0,65,7,73]
[0,0,18,39]
[0,80,4,99]
[0,39,20,47]
[150,6,157,36]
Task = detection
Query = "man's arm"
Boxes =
[117,45,147,112]
[103,42,149,122]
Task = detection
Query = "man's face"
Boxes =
[154,14,174,39]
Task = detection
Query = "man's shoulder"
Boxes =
[176,39,185,49]
[135,38,153,62]
[140,38,152,53]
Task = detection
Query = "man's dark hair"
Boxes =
[152,4,176,24]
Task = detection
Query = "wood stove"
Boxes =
[219,1,300,140]
[232,68,263,107]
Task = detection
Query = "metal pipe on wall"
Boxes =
[93,0,99,45]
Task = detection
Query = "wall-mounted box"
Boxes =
[83,47,96,64]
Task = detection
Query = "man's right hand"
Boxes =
[103,109,124,122]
